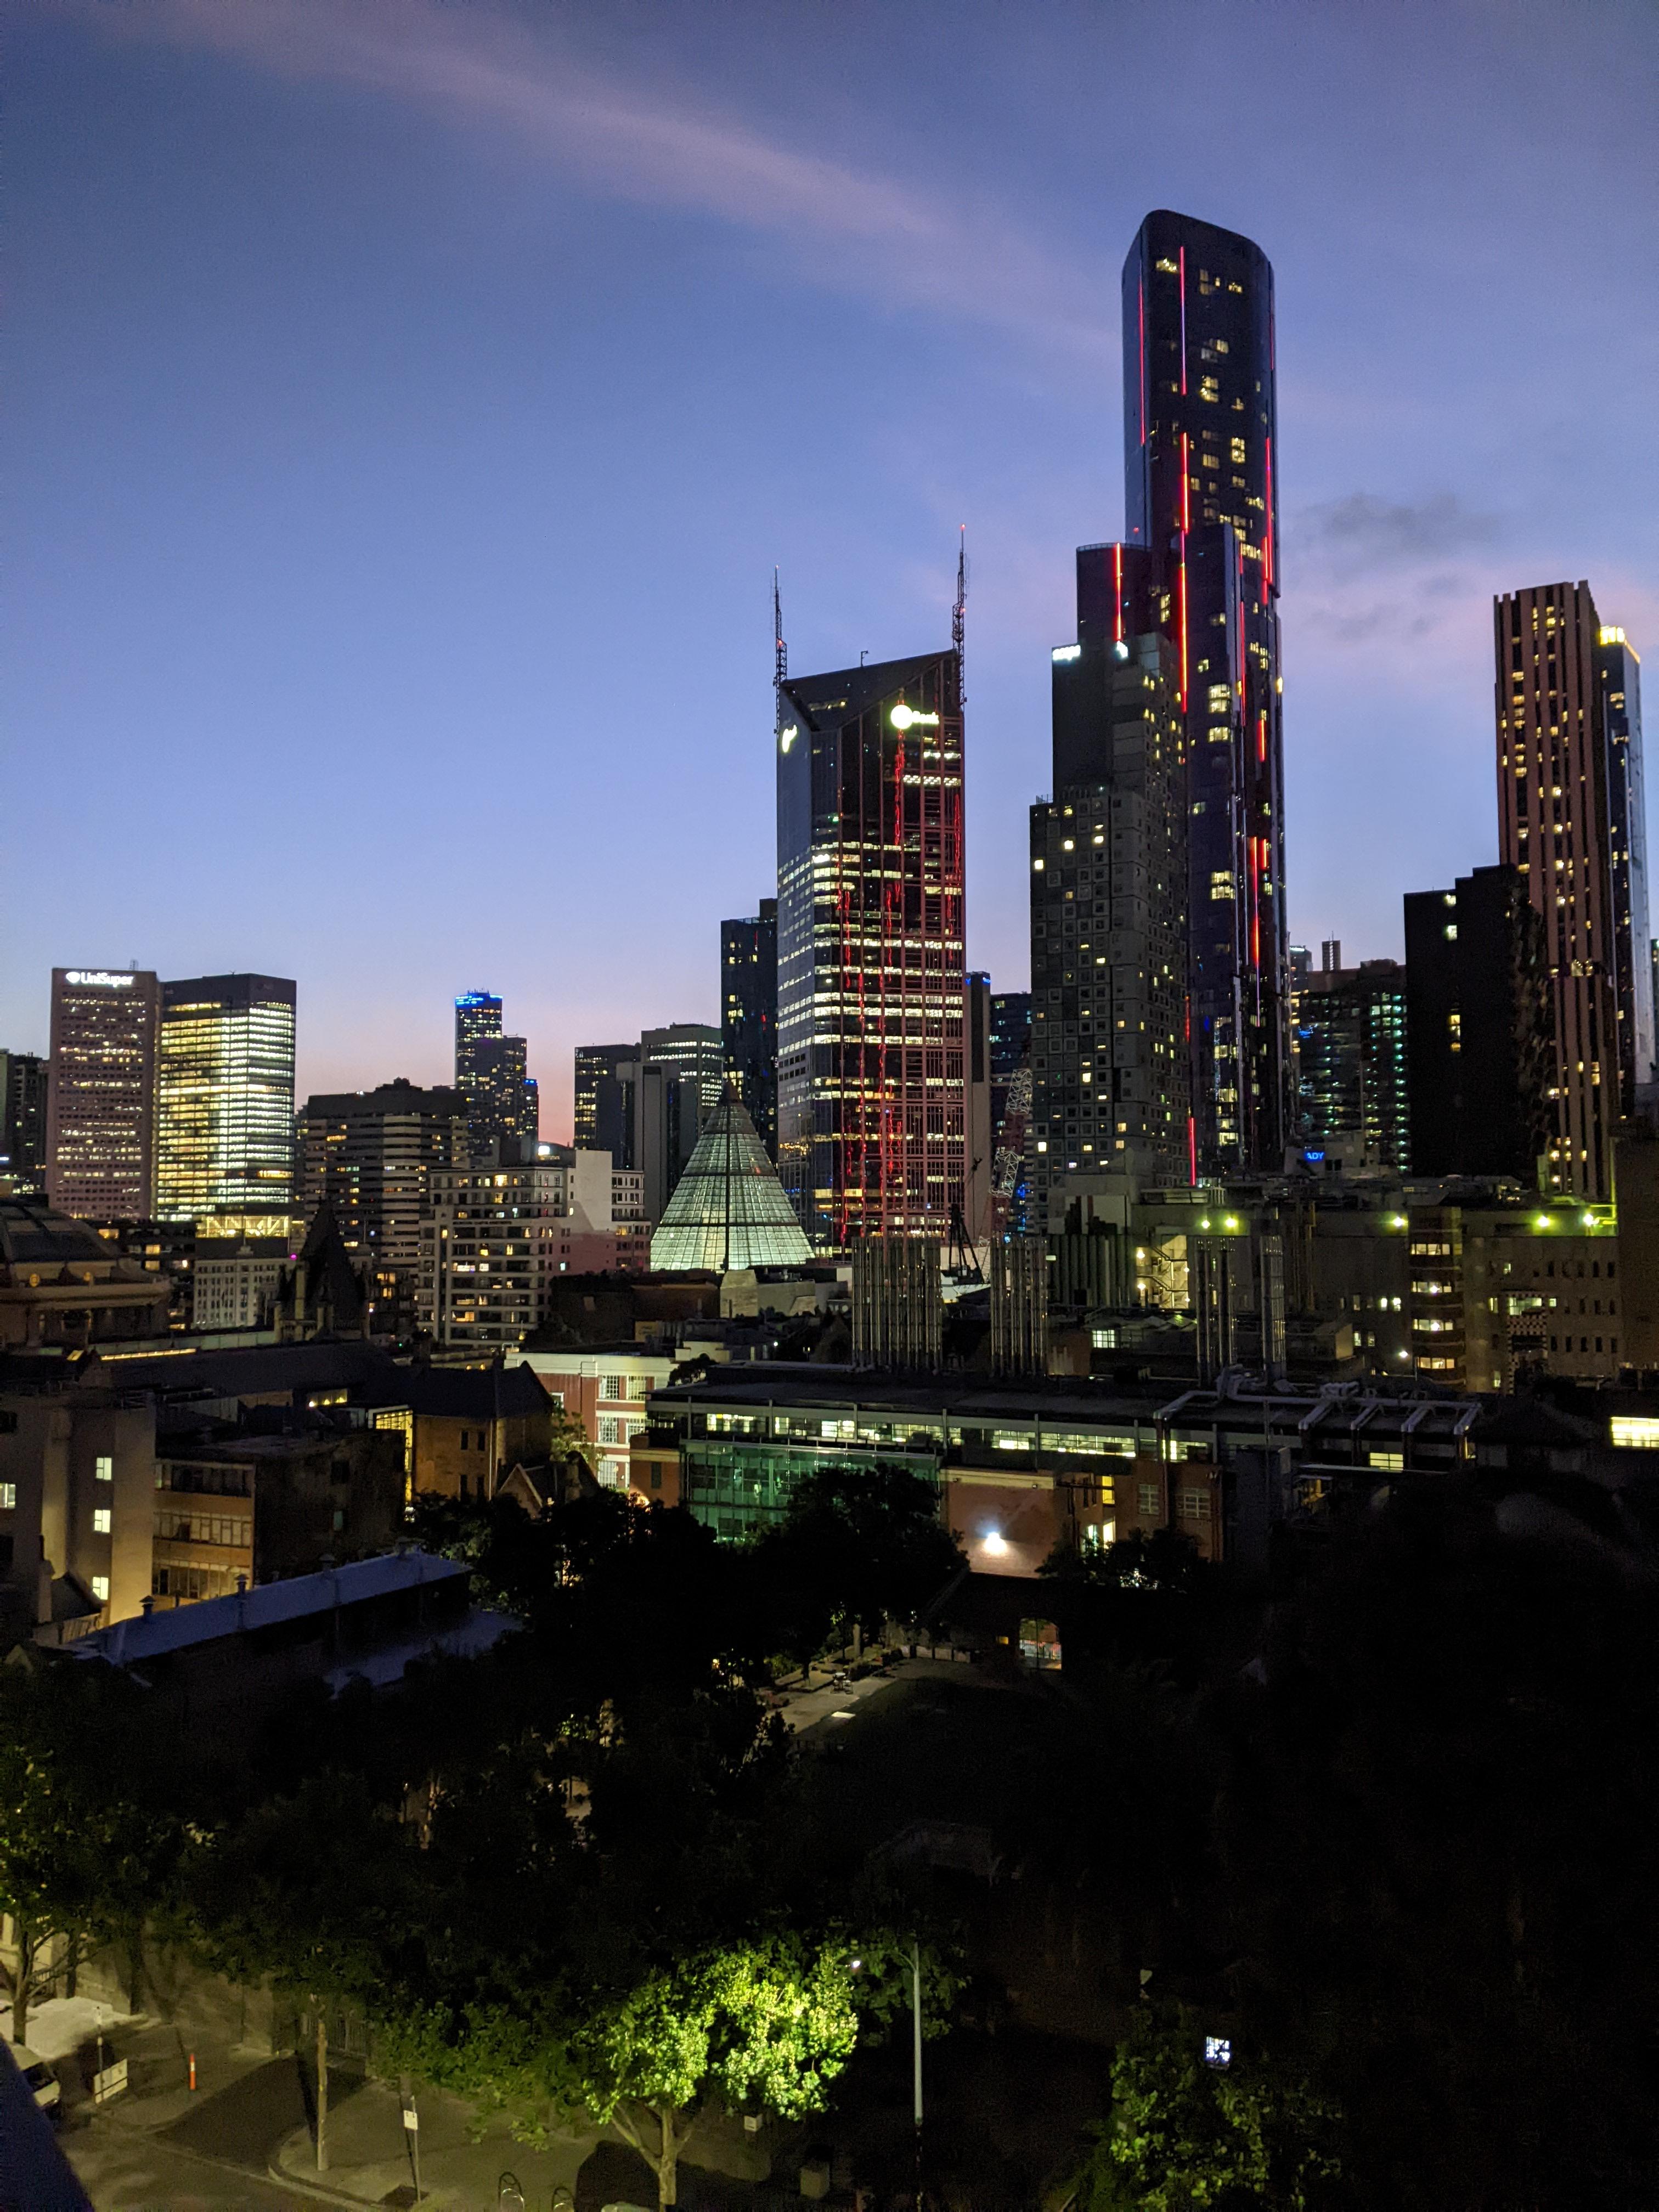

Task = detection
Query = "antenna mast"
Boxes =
[774,567,787,715]
[952,527,967,704]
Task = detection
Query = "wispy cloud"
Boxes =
[1293,490,1502,575]
[84,0,1111,362]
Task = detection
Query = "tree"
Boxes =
[389,1928,950,2210]
[749,1463,962,1666]
[0,1664,178,2043]
[1074,2012,1342,2212]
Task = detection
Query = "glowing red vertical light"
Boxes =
[1113,540,1123,650]
[1181,432,1190,533]
[1264,435,1275,605]
[1257,711,1266,764]
[1178,558,1188,712]
[1188,1114,1197,1187]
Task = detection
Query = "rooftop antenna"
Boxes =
[953,526,967,705]
[774,567,787,687]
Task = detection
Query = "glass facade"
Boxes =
[648,1085,811,1272]
[721,902,778,1159]
[454,991,537,1162]
[155,974,296,1222]
[1294,960,1410,1172]
[776,650,967,1247]
[1122,211,1289,1176]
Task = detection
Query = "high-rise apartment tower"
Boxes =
[1494,584,1652,1197]
[454,991,538,1163]
[1122,211,1289,1175]
[776,649,966,1245]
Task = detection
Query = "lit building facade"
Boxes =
[775,649,966,1246]
[1122,210,1290,1175]
[721,901,779,1158]
[574,1043,632,1158]
[1294,956,1410,1173]
[454,991,538,1163]
[154,975,296,1223]
[1494,584,1652,1197]
[419,1152,625,1349]
[46,967,159,1221]
[1029,544,1189,1220]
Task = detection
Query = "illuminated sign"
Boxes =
[778,723,798,752]
[65,971,134,989]
[889,704,940,731]
[1051,644,1081,664]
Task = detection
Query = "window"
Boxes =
[1179,1488,1207,1521]
[602,1375,628,1401]
[91,1576,110,1604]
[93,1508,112,1535]
[1368,1450,1404,1471]
[459,1430,470,1450]
[0,1484,14,1511]
[95,1455,113,1483]
[1137,1482,1160,1515]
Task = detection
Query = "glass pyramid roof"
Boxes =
[648,1084,812,1273]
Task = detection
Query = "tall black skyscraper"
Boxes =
[721,899,778,1159]
[1122,211,1289,1175]
[454,991,537,1163]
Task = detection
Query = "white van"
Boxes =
[5,2039,60,2114]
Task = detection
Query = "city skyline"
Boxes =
[6,2,1658,1138]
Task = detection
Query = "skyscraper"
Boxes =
[1029,544,1189,1221]
[1122,211,1289,1175]
[776,647,966,1245]
[454,990,537,1163]
[1404,865,1550,1182]
[574,1043,633,1158]
[295,1080,470,1334]
[1494,584,1652,1196]
[0,1052,49,1198]
[46,968,159,1220]
[155,974,296,1222]
[721,900,778,1158]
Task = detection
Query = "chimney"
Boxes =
[140,1595,155,1616]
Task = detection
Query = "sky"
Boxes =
[5,0,1657,1139]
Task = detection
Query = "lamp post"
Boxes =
[912,1937,924,2208]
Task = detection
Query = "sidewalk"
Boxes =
[270,2075,597,2208]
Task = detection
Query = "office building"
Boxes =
[0,1052,48,1198]
[295,1080,469,1334]
[1294,954,1409,1173]
[1496,585,1652,1197]
[776,647,967,1245]
[1122,210,1290,1175]
[574,1044,633,1158]
[721,901,779,1158]
[648,1085,812,1272]
[964,974,994,1245]
[154,974,296,1224]
[190,1239,291,1332]
[1404,866,1550,1184]
[453,991,538,1162]
[1029,544,1189,1222]
[46,967,159,1221]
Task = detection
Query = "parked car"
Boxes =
[4,2040,60,2115]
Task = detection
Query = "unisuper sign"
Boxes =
[65,970,135,989]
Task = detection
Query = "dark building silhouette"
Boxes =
[721,899,778,1158]
[1495,584,1652,1196]
[1404,865,1549,1182]
[988,991,1031,1143]
[776,648,966,1245]
[454,990,537,1163]
[1030,542,1189,1215]
[1294,955,1410,1172]
[0,1052,48,1198]
[574,1043,633,1159]
[1122,211,1289,1175]
[295,1080,468,1335]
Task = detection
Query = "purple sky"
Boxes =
[7,0,1657,1139]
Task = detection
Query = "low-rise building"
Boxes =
[520,1345,679,1488]
[358,1361,555,1501]
[0,1359,156,1639]
[0,1201,173,1351]
[191,1237,293,1331]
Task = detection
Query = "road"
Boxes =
[64,2123,329,2211]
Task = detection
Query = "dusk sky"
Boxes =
[7,0,1657,1138]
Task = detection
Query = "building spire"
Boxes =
[774,567,787,692]
[953,527,967,704]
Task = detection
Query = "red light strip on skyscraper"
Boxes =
[1263,436,1275,605]
[1178,559,1188,712]
[1113,541,1123,649]
[1257,711,1266,764]
[1250,838,1261,972]
[1188,1113,1197,1187]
